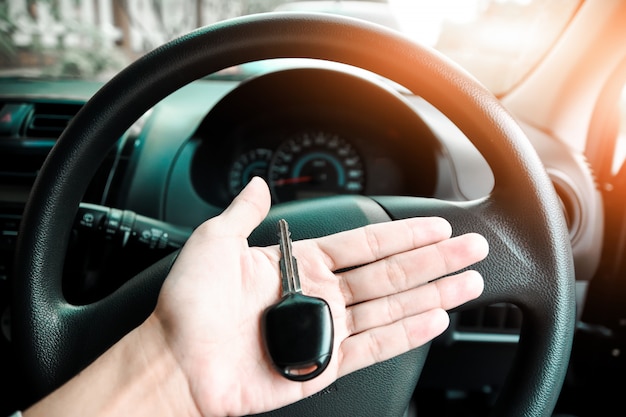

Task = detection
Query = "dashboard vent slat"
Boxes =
[24,103,83,138]
[457,303,522,334]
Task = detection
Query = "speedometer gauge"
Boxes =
[268,131,365,203]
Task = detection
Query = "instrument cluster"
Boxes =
[186,66,443,209]
[229,130,365,203]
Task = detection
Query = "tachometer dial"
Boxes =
[268,131,365,203]
[228,148,273,197]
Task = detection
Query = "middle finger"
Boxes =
[338,232,488,305]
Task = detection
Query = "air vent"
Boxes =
[548,170,583,244]
[457,303,522,334]
[24,102,83,138]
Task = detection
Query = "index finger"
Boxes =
[310,217,452,271]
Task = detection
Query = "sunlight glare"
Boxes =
[388,0,481,46]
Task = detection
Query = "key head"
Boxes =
[263,293,334,381]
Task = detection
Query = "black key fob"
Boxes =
[263,292,334,381]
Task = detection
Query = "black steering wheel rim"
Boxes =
[13,12,575,416]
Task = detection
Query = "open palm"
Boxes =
[150,177,488,417]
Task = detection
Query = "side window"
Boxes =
[616,84,626,174]
[582,76,626,331]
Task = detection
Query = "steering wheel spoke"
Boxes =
[374,194,574,310]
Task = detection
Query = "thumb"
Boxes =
[218,176,272,238]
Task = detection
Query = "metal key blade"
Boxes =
[278,219,302,296]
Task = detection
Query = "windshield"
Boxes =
[1,0,581,95]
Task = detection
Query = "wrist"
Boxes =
[133,313,201,417]
[24,313,199,417]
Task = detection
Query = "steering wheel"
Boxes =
[13,12,575,416]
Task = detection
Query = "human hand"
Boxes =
[147,176,488,417]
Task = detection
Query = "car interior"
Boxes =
[1,0,626,416]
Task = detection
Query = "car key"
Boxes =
[262,219,334,381]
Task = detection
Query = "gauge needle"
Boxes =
[273,176,314,186]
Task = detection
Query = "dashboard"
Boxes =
[169,66,450,225]
[0,60,602,279]
[0,58,605,417]
[0,61,602,300]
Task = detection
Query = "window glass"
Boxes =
[1,0,582,95]
[389,0,582,94]
[615,84,626,174]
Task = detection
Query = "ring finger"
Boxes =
[346,270,484,335]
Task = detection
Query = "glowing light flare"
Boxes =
[388,0,482,46]
[387,0,581,95]
[388,0,547,50]
[476,20,528,53]
[614,84,626,174]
